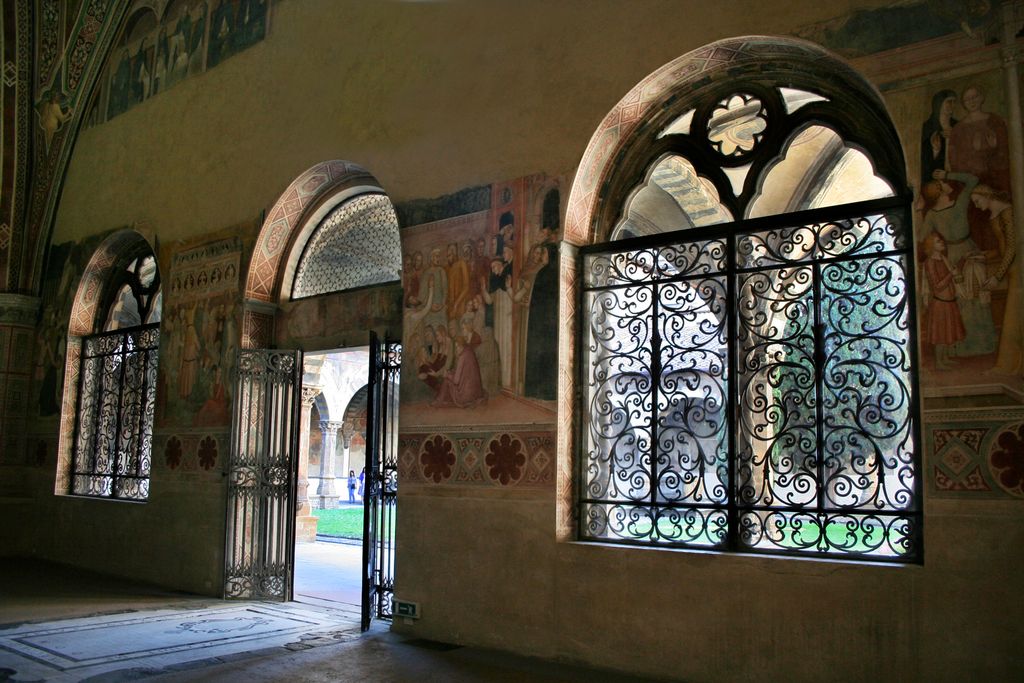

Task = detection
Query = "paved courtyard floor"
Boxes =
[294,539,363,608]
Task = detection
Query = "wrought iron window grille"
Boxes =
[70,323,161,501]
[577,195,922,563]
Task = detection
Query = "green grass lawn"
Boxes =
[312,507,364,539]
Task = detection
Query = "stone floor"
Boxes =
[0,556,662,682]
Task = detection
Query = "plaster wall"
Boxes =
[51,0,890,243]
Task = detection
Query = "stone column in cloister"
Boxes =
[295,385,321,541]
[316,420,343,508]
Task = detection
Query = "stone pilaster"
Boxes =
[295,385,321,541]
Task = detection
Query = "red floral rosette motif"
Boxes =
[485,434,526,485]
[165,436,183,469]
[198,436,218,470]
[420,435,455,483]
[990,424,1024,495]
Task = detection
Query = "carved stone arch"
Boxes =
[244,160,381,304]
[68,228,157,336]
[563,35,906,247]
[341,385,370,448]
[313,390,331,423]
[343,384,369,424]
[241,160,402,349]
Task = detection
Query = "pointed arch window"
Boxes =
[579,75,921,561]
[71,254,162,500]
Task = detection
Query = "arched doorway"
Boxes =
[224,161,402,632]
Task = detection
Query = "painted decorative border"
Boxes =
[925,407,1024,498]
[400,430,554,488]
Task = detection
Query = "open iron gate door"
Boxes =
[223,349,303,600]
[362,334,400,630]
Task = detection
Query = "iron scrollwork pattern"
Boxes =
[224,349,302,600]
[71,324,160,501]
[580,199,921,561]
[362,337,401,630]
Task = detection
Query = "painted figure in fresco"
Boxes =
[36,306,64,416]
[496,212,515,256]
[153,28,169,96]
[133,38,151,104]
[919,170,996,358]
[209,0,237,67]
[473,238,491,300]
[421,248,448,333]
[433,320,487,408]
[196,364,230,426]
[461,242,481,303]
[405,251,424,307]
[189,4,207,76]
[482,254,513,389]
[246,0,268,45]
[920,89,957,187]
[922,231,966,370]
[522,226,560,400]
[179,305,202,399]
[167,25,189,88]
[971,185,1021,375]
[38,92,73,152]
[445,242,471,323]
[416,325,450,396]
[109,49,132,118]
[462,294,499,393]
[948,84,1010,253]
[949,85,1010,192]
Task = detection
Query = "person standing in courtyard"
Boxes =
[347,470,356,504]
[358,467,365,501]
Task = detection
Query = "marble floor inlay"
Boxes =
[0,601,360,682]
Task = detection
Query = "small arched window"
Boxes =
[69,244,162,500]
[574,38,920,562]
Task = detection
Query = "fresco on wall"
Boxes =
[157,234,244,428]
[33,233,108,418]
[794,1,995,58]
[399,173,565,429]
[912,76,1021,392]
[83,0,271,128]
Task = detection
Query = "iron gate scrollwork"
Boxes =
[224,349,303,600]
[362,333,401,630]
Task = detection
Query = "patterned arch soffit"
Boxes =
[56,228,156,494]
[244,160,388,304]
[555,35,902,541]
